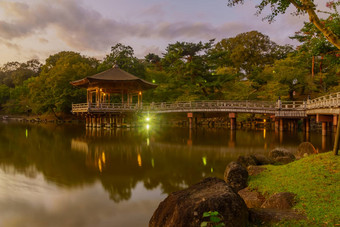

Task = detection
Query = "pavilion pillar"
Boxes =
[138,91,142,108]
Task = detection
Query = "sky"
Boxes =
[0,0,328,65]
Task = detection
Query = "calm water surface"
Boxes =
[0,123,333,226]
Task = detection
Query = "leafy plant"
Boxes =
[200,211,225,227]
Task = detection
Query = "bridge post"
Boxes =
[279,119,284,132]
[304,118,310,132]
[317,114,333,136]
[187,113,193,129]
[322,122,327,136]
[275,119,279,132]
[85,115,89,127]
[333,115,338,132]
[229,113,236,130]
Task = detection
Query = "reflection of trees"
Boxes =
[0,124,331,203]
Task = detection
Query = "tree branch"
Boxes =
[289,0,340,50]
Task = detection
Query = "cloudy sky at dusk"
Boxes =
[0,0,328,65]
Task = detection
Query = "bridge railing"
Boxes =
[142,100,276,112]
[72,103,139,112]
[307,92,340,109]
[279,101,306,110]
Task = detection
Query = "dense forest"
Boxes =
[0,19,339,115]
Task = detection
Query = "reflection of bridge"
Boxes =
[72,92,340,135]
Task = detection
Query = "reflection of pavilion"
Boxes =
[70,65,157,128]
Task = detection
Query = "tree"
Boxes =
[0,60,41,88]
[99,43,146,78]
[29,51,98,114]
[227,0,340,154]
[162,40,218,100]
[0,84,10,109]
[213,31,293,75]
[227,0,340,49]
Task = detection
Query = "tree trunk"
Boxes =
[333,113,340,155]
[302,0,340,50]
[312,55,315,78]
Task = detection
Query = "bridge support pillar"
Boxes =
[322,122,327,136]
[275,120,279,132]
[229,113,236,130]
[187,113,193,129]
[279,119,284,132]
[317,114,333,136]
[85,115,90,127]
[304,118,310,132]
[333,115,338,132]
[96,116,102,128]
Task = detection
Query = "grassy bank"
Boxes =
[248,152,339,226]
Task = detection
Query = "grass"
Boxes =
[248,152,340,226]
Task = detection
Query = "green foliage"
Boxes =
[248,152,340,226]
[100,43,146,78]
[213,31,293,75]
[28,51,98,113]
[162,40,216,99]
[201,211,225,227]
[0,84,10,107]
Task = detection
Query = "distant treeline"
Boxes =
[0,29,339,115]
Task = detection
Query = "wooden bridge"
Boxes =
[72,100,307,117]
[72,92,340,135]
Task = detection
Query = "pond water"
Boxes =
[0,123,334,226]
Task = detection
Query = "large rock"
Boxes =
[261,192,296,210]
[238,187,265,208]
[269,148,295,164]
[296,142,317,158]
[224,162,248,192]
[149,177,249,227]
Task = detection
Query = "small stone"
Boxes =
[247,165,266,176]
[250,154,273,165]
[297,142,317,158]
[269,148,295,164]
[238,187,266,208]
[237,155,257,167]
[261,192,296,210]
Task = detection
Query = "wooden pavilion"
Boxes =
[70,65,157,127]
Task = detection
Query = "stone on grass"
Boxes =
[237,155,257,167]
[296,142,317,158]
[249,208,306,224]
[250,154,273,165]
[238,187,266,208]
[247,165,266,176]
[261,192,297,210]
[149,177,248,227]
[224,161,248,192]
[269,148,295,164]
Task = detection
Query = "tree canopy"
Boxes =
[227,0,340,50]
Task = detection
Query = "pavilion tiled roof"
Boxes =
[70,65,157,90]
